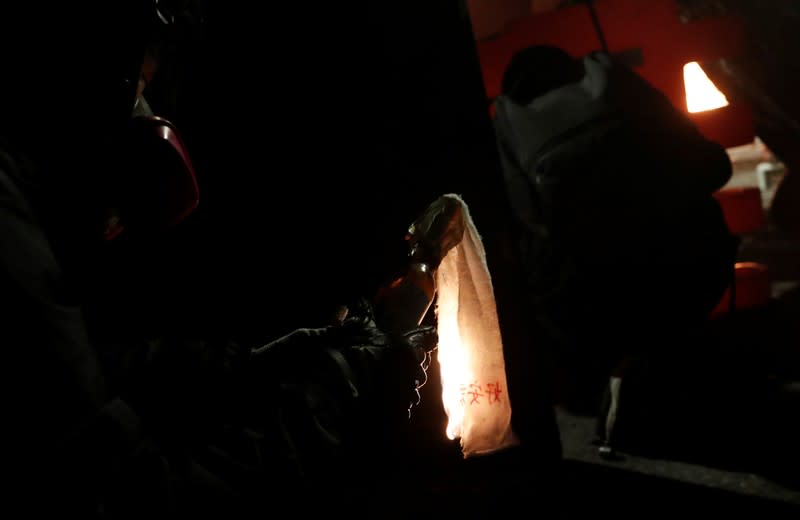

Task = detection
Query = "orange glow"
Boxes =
[436,299,471,440]
[433,194,518,458]
[684,61,729,113]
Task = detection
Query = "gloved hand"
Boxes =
[230,299,438,497]
[329,298,437,412]
[249,297,438,418]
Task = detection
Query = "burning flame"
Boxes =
[437,301,471,440]
[684,61,729,113]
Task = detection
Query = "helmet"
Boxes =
[0,0,200,237]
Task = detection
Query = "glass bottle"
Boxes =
[374,195,465,335]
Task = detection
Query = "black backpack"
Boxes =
[492,55,739,357]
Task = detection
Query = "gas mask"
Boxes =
[100,0,201,240]
[102,114,199,240]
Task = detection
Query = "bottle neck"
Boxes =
[407,240,441,271]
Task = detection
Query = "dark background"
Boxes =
[154,2,511,345]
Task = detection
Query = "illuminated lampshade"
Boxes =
[684,61,729,113]
[683,61,753,148]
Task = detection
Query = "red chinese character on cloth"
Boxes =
[485,381,503,404]
[459,382,484,405]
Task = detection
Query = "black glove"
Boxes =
[398,325,437,414]
[249,297,437,418]
[327,297,437,415]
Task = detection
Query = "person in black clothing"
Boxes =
[0,1,436,516]
[493,45,739,443]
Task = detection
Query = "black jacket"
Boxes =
[493,52,738,356]
[0,138,432,517]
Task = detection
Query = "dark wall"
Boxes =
[161,1,515,342]
[713,0,800,234]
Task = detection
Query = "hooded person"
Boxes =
[0,1,437,516]
[493,45,739,417]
